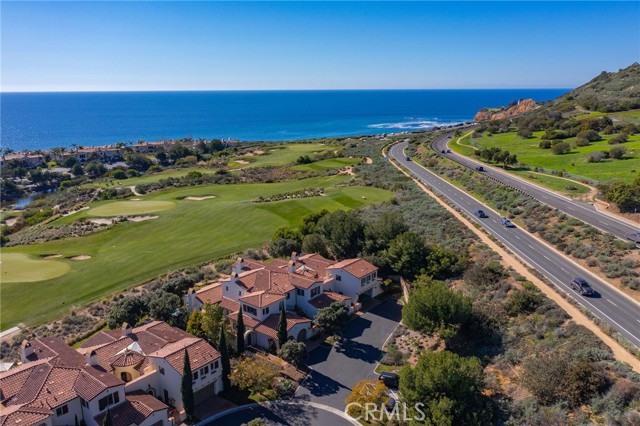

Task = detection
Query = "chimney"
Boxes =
[231,272,239,284]
[287,260,296,273]
[122,322,132,337]
[86,350,98,367]
[232,257,244,274]
[291,252,299,262]
[20,340,33,362]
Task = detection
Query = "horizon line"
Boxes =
[1,87,574,94]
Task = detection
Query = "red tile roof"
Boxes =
[148,339,220,375]
[0,404,51,426]
[196,283,223,305]
[254,313,312,341]
[220,297,239,313]
[238,292,284,308]
[308,292,352,310]
[227,313,260,329]
[94,395,168,426]
[328,258,378,279]
[110,351,145,368]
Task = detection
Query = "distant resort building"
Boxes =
[0,321,222,426]
[185,252,382,351]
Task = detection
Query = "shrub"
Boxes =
[504,290,543,316]
[608,134,628,145]
[538,140,552,149]
[551,142,570,155]
[609,145,627,159]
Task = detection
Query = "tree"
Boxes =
[241,420,268,426]
[277,306,288,348]
[402,281,472,339]
[345,379,388,420]
[314,301,349,335]
[423,245,466,280]
[504,289,543,316]
[230,357,280,396]
[363,212,408,254]
[201,303,226,346]
[268,238,301,258]
[277,340,307,368]
[609,145,627,159]
[84,161,107,178]
[107,296,147,329]
[236,310,246,353]
[147,291,182,323]
[400,351,490,426]
[125,153,153,172]
[316,210,364,259]
[71,163,84,176]
[219,326,231,390]
[551,142,571,155]
[384,231,428,280]
[186,310,204,337]
[301,233,329,258]
[102,409,113,426]
[181,350,195,420]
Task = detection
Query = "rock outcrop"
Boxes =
[474,99,539,122]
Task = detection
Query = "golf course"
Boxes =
[1,174,392,330]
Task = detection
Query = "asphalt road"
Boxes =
[295,298,403,410]
[432,133,640,241]
[389,140,640,348]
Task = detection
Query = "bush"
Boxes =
[538,140,552,149]
[551,142,571,155]
[608,134,628,145]
[504,290,543,316]
[609,146,627,159]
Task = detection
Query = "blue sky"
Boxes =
[2,1,639,91]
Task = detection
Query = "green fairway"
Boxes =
[1,175,391,330]
[1,253,71,283]
[228,143,339,168]
[291,157,361,171]
[465,131,640,183]
[88,200,176,216]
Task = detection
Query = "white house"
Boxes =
[185,252,382,351]
[1,321,222,426]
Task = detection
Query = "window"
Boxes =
[201,365,209,375]
[193,371,199,381]
[159,367,165,375]
[336,275,341,281]
[55,405,68,416]
[238,291,241,296]
[226,286,228,291]
[98,392,120,411]
[243,305,257,316]
[311,287,320,297]
[120,371,132,382]
[81,399,88,408]
[361,278,365,286]
[286,293,290,299]
[214,360,219,369]
[296,289,305,297]
[262,307,269,315]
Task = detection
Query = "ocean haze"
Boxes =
[1,89,569,151]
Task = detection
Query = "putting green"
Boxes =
[88,200,175,217]
[1,253,71,283]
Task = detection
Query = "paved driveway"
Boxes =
[295,298,402,409]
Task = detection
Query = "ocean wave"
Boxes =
[367,119,462,130]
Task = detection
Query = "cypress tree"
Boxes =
[102,410,112,426]
[219,326,231,390]
[277,304,288,348]
[181,350,195,420]
[236,310,245,353]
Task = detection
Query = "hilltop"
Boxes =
[552,62,640,113]
[474,98,539,121]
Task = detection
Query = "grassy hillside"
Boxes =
[1,175,392,329]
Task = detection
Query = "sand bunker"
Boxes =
[70,255,91,261]
[184,196,216,201]
[364,157,373,164]
[42,254,63,259]
[235,160,250,165]
[127,215,158,222]
[89,218,116,225]
[130,198,142,201]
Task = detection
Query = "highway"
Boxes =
[431,133,640,241]
[389,138,640,349]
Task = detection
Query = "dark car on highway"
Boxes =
[406,156,411,161]
[475,165,484,172]
[379,372,399,388]
[571,277,595,296]
[474,209,488,218]
[501,217,515,227]
[627,232,640,246]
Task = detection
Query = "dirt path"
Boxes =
[128,186,143,196]
[385,144,640,372]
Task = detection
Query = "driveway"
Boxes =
[295,298,402,409]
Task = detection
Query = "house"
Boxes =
[185,253,382,351]
[0,321,223,426]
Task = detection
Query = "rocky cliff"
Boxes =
[474,99,539,121]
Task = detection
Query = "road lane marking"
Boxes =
[607,299,618,307]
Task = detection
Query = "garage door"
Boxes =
[194,382,216,405]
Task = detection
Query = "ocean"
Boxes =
[1,89,569,151]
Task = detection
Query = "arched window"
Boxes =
[120,371,132,382]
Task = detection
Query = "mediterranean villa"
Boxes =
[0,321,222,426]
[185,252,383,351]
